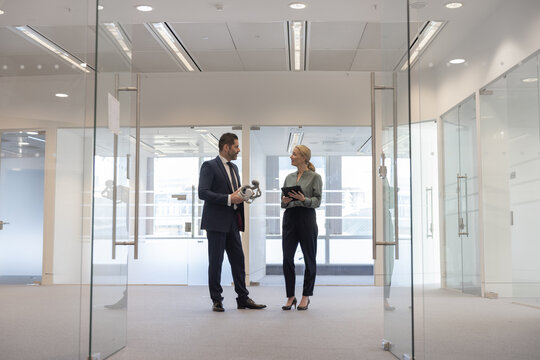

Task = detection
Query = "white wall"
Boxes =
[52,129,86,284]
[138,71,372,127]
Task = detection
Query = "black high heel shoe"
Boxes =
[282,297,297,310]
[297,299,310,311]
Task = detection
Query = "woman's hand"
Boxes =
[288,190,305,202]
[282,196,293,204]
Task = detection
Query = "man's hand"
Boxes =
[231,188,244,204]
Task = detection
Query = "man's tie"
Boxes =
[227,162,238,191]
[227,162,242,229]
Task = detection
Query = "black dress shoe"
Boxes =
[236,297,266,309]
[212,302,225,312]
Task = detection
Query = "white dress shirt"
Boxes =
[219,155,237,207]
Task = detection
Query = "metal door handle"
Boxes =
[426,187,433,238]
[379,152,387,179]
[371,72,399,260]
[457,174,469,236]
[112,74,140,260]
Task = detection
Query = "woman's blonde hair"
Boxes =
[295,145,316,172]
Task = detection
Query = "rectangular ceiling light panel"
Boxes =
[12,26,91,73]
[103,22,133,61]
[288,21,307,71]
[146,22,199,72]
[400,20,445,71]
[287,129,304,153]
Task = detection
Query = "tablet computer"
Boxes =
[281,185,304,197]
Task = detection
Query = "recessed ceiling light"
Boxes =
[55,93,69,98]
[289,2,307,10]
[445,2,463,9]
[136,5,153,12]
[2,65,7,70]
[19,65,25,70]
[36,64,42,69]
[0,10,5,15]
[98,5,104,10]
[521,77,538,83]
[449,58,465,64]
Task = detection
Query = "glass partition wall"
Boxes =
[480,52,540,306]
[0,2,94,359]
[1,1,418,359]
[411,0,540,358]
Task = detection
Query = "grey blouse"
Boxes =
[280,170,322,209]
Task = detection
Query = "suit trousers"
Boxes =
[282,207,318,298]
[207,220,249,303]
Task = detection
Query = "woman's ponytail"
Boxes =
[295,145,316,172]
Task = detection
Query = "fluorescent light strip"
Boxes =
[401,21,444,71]
[14,26,90,73]
[203,133,219,151]
[148,23,196,72]
[290,21,305,71]
[28,136,46,143]
[287,130,304,153]
[103,23,132,60]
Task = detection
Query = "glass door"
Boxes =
[0,131,45,283]
[90,3,136,358]
[374,69,413,359]
[370,1,413,358]
[441,95,480,296]
[0,0,94,358]
[442,107,462,291]
[458,97,481,296]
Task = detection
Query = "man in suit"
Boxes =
[198,133,266,312]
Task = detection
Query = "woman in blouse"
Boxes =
[281,145,322,310]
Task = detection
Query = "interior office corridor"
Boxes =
[1,0,540,359]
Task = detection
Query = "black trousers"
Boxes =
[207,220,249,303]
[282,207,318,298]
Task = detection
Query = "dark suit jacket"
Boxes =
[198,156,245,232]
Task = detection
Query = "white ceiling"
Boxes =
[0,0,507,76]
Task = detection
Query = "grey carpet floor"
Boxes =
[107,285,394,360]
[1,284,539,360]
